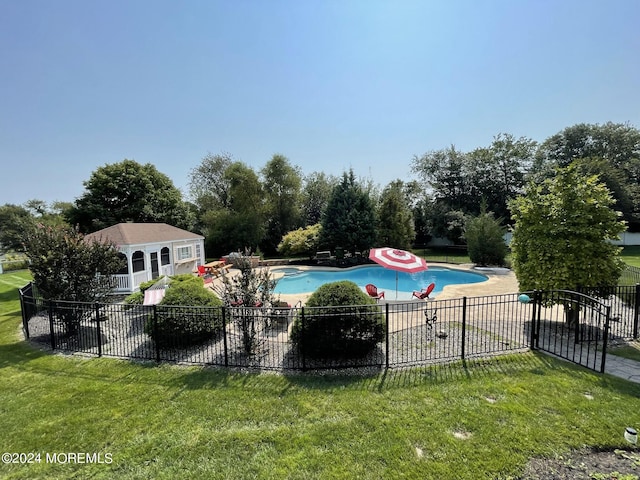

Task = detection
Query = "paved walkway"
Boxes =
[605,354,640,384]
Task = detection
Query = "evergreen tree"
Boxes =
[320,170,377,253]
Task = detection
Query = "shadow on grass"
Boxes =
[0,341,49,369]
[163,350,572,395]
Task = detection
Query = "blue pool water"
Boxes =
[272,265,487,300]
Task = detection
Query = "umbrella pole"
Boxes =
[396,271,398,300]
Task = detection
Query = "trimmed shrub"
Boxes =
[465,210,508,266]
[144,280,224,348]
[290,281,385,359]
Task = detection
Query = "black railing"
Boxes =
[19,284,639,372]
[621,265,640,286]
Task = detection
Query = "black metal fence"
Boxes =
[19,283,640,372]
[529,290,612,373]
[620,265,640,286]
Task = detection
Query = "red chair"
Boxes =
[412,282,435,300]
[365,284,385,301]
[197,265,207,276]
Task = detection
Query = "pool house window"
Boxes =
[175,245,193,262]
[161,247,170,265]
[132,251,145,273]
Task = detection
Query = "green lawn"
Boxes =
[621,245,640,267]
[2,271,640,479]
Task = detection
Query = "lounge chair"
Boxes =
[365,283,385,301]
[412,282,435,300]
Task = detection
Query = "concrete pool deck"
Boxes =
[209,263,521,306]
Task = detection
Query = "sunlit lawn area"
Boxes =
[2,271,640,479]
[620,245,640,267]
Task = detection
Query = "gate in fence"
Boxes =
[528,290,611,373]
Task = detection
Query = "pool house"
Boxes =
[85,223,206,293]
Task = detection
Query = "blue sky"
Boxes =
[2,0,639,206]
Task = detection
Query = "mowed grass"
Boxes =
[620,245,640,267]
[2,272,640,479]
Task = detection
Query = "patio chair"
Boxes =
[365,283,385,302]
[412,282,435,300]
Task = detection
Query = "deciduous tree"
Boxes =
[66,159,195,233]
[23,224,124,333]
[509,165,625,294]
[261,154,302,254]
[536,122,640,230]
[201,162,265,256]
[277,224,322,258]
[301,172,337,226]
[376,180,415,249]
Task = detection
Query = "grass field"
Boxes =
[620,245,640,267]
[2,271,640,479]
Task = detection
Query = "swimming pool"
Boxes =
[272,265,487,300]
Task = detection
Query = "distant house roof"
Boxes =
[85,223,204,246]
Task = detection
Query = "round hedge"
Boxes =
[144,278,225,348]
[291,280,385,359]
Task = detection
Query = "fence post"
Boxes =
[461,297,467,360]
[529,290,539,350]
[301,307,306,372]
[634,284,640,339]
[153,305,160,363]
[95,303,102,357]
[222,307,228,367]
[19,286,29,339]
[385,303,389,370]
[601,305,611,374]
[48,300,56,350]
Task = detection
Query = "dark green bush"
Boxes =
[465,210,508,266]
[290,281,385,359]
[144,280,224,348]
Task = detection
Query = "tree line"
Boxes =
[1,121,639,260]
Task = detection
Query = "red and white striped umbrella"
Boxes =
[368,248,428,299]
[369,248,427,273]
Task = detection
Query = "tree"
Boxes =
[536,122,640,230]
[277,224,322,258]
[509,165,626,295]
[0,204,32,252]
[376,180,415,249]
[467,134,536,221]
[0,199,74,254]
[301,172,337,226]
[464,206,508,266]
[218,251,277,354]
[412,145,471,212]
[23,224,124,333]
[424,201,467,245]
[188,152,233,212]
[320,170,377,253]
[66,159,195,233]
[537,122,640,169]
[201,162,265,256]
[261,154,303,254]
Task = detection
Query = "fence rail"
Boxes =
[19,284,639,372]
